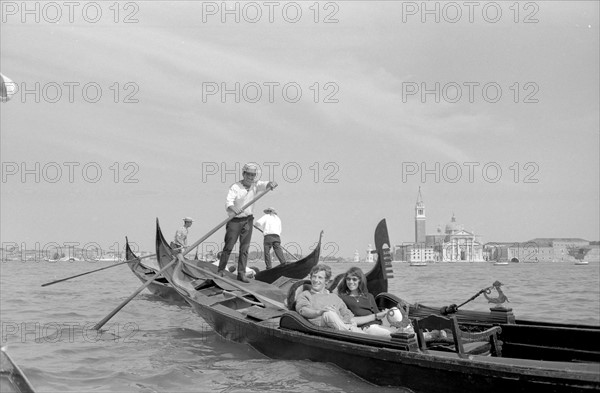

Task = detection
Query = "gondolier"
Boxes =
[217,163,277,282]
[255,207,286,269]
[172,217,193,251]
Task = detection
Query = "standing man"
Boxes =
[217,163,277,282]
[255,207,286,269]
[173,217,193,252]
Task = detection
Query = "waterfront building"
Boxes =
[484,238,599,262]
[395,189,485,262]
[365,244,374,262]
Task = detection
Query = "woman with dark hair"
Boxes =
[337,267,413,337]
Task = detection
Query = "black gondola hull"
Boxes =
[154,219,600,393]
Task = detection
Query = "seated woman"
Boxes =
[295,264,363,333]
[337,267,414,337]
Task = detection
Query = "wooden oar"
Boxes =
[92,257,177,330]
[41,254,156,287]
[182,260,285,309]
[92,186,277,330]
[252,224,300,261]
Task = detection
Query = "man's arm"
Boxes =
[296,292,326,319]
[225,184,242,215]
[337,298,355,323]
[174,229,184,243]
[257,180,278,191]
[255,216,266,231]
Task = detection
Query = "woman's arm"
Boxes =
[352,310,388,326]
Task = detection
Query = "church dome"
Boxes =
[445,214,462,234]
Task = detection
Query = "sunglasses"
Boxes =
[345,277,360,282]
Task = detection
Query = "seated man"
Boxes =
[295,264,364,333]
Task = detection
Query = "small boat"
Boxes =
[575,261,589,266]
[493,261,509,266]
[254,231,323,284]
[154,219,600,392]
[0,347,35,393]
[409,261,427,267]
[125,228,321,300]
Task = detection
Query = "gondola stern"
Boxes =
[155,218,175,269]
[124,236,137,262]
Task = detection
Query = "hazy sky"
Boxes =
[1,1,598,260]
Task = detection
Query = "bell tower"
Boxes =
[415,187,426,244]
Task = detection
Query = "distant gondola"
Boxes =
[125,228,321,300]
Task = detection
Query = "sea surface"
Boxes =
[1,260,599,393]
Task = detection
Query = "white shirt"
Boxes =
[255,213,282,236]
[174,226,188,247]
[225,180,269,217]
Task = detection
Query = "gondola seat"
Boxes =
[375,292,411,312]
[414,314,502,358]
[279,312,418,351]
[285,280,312,310]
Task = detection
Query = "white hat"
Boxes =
[242,163,258,174]
[183,217,194,222]
[264,207,277,214]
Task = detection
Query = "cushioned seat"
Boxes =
[279,312,416,351]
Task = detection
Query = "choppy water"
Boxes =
[1,260,599,392]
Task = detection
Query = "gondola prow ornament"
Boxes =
[440,280,509,315]
[484,280,509,305]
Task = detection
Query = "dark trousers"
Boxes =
[264,234,286,269]
[218,216,253,275]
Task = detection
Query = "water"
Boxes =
[1,260,599,392]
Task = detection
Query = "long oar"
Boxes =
[41,254,155,287]
[92,186,276,330]
[252,224,299,261]
[182,260,285,309]
[92,257,177,330]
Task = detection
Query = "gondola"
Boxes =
[364,242,600,364]
[0,347,35,393]
[125,239,182,301]
[154,218,600,392]
[125,229,321,300]
[254,231,323,284]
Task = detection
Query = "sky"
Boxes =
[1,1,598,260]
